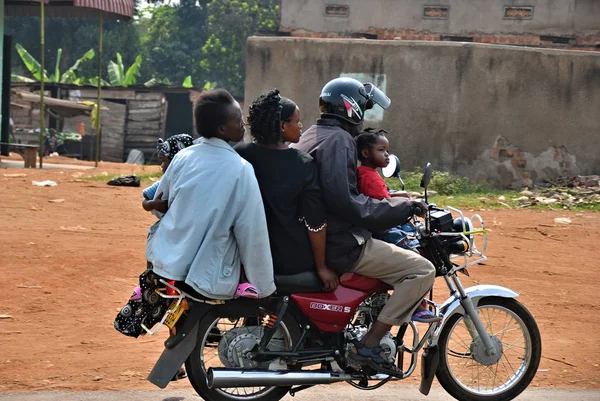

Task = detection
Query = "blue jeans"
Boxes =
[380,221,420,251]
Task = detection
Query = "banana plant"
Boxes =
[182,75,193,88]
[15,44,94,84]
[11,73,35,83]
[144,77,172,87]
[88,76,111,87]
[107,53,142,87]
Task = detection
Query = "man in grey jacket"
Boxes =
[291,77,435,371]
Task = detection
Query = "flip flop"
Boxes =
[411,309,442,323]
[235,283,259,299]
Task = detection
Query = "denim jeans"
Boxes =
[379,221,420,251]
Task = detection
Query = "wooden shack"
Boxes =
[10,83,201,163]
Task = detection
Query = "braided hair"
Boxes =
[248,89,283,145]
[355,127,389,162]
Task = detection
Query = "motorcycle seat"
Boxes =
[275,271,324,294]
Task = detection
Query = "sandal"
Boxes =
[411,308,442,323]
[171,367,187,382]
[235,283,259,299]
[348,342,402,377]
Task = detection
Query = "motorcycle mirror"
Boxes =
[420,162,433,189]
[382,155,405,191]
[382,154,400,178]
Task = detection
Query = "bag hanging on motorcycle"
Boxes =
[113,269,170,338]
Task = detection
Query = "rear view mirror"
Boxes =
[382,154,405,191]
[382,154,400,178]
[420,162,433,190]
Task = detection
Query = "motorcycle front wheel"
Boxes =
[436,297,541,401]
[185,308,301,401]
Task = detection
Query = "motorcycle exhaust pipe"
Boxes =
[207,368,353,388]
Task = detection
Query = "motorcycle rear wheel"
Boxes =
[185,308,301,401]
[436,297,541,401]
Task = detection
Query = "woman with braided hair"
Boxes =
[235,89,338,291]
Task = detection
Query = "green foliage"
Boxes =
[60,49,95,84]
[15,43,95,84]
[385,168,490,196]
[107,53,142,86]
[11,74,35,83]
[54,48,62,82]
[15,43,46,81]
[125,55,143,85]
[182,75,193,88]
[7,17,140,83]
[138,2,208,87]
[7,1,280,93]
[88,76,111,87]
[107,53,125,86]
[200,0,280,96]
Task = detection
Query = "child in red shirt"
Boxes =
[356,128,438,323]
[356,128,409,200]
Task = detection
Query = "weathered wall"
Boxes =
[281,0,600,37]
[245,37,600,187]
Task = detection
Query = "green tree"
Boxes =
[200,0,280,96]
[138,0,208,86]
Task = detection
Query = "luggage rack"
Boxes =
[141,279,224,335]
[437,206,487,275]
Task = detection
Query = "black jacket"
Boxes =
[292,118,414,274]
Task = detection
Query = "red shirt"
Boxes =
[357,166,390,200]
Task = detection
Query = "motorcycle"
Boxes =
[128,158,541,401]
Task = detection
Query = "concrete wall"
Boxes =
[281,0,600,37]
[245,37,600,188]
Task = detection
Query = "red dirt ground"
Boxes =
[0,156,599,392]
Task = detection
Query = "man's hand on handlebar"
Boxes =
[411,200,428,217]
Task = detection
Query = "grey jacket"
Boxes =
[292,118,414,273]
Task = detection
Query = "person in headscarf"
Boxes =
[141,133,195,214]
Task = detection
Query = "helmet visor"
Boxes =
[363,83,391,110]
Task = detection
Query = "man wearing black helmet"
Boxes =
[291,77,435,372]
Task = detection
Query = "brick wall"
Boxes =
[287,30,600,52]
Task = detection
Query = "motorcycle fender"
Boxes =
[431,285,519,345]
[214,297,274,319]
[419,345,439,396]
[147,302,212,389]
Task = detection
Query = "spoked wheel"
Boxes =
[185,309,301,401]
[436,297,541,401]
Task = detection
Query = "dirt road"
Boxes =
[1,160,599,392]
[1,387,599,401]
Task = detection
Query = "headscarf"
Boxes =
[157,133,194,159]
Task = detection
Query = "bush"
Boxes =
[385,168,489,196]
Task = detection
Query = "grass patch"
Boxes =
[385,168,600,212]
[85,171,162,185]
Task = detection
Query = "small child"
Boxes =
[355,128,439,323]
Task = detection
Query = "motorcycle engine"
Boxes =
[345,326,397,364]
[218,326,287,369]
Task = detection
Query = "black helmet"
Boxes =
[319,77,391,125]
